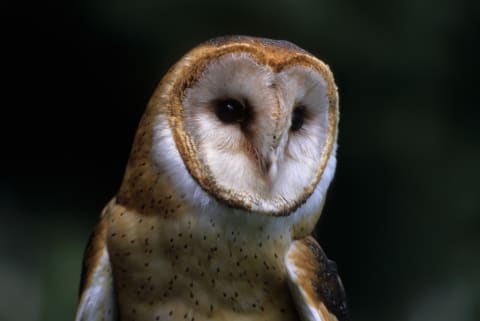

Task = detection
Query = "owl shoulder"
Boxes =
[285,236,349,321]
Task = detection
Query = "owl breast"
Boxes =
[106,199,304,321]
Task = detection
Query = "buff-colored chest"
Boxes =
[106,203,300,321]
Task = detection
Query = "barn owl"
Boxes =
[75,36,348,321]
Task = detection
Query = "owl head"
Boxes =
[119,36,338,218]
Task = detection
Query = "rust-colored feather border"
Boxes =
[121,36,338,216]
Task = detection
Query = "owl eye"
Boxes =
[291,106,305,131]
[214,99,247,124]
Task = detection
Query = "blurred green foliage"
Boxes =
[2,0,479,320]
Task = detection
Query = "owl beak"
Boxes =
[259,118,288,185]
[259,123,290,185]
[260,149,279,185]
[267,156,279,184]
[261,154,274,174]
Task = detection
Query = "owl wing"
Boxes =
[75,202,117,321]
[285,236,349,321]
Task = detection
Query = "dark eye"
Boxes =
[291,106,305,131]
[214,99,247,124]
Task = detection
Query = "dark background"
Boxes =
[2,0,479,320]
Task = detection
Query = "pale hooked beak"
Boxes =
[260,146,281,186]
[258,113,289,186]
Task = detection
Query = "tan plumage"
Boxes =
[75,36,348,321]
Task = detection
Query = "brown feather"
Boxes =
[76,199,117,321]
[286,236,349,321]
[78,201,111,298]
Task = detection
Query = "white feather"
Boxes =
[75,247,116,321]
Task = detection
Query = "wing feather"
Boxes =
[75,201,117,321]
[285,236,349,321]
